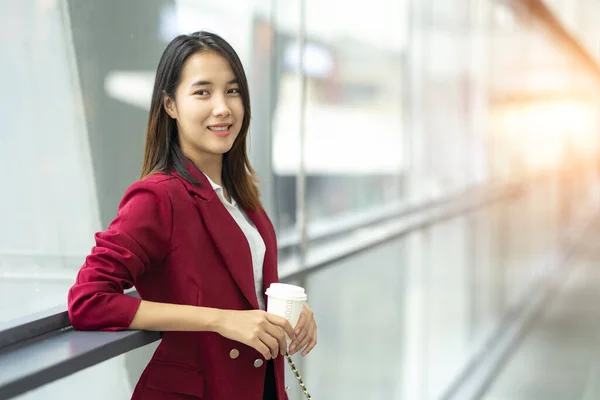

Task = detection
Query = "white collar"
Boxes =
[203,173,237,207]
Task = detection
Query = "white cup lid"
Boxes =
[265,283,307,300]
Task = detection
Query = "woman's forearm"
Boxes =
[128,300,223,332]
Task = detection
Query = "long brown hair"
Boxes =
[140,31,261,211]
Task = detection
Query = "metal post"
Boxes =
[296,0,308,266]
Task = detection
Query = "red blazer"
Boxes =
[68,163,288,400]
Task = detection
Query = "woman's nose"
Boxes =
[212,97,231,118]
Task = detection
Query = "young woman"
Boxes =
[68,31,317,400]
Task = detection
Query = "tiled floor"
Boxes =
[483,226,600,400]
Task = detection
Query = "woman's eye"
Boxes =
[195,90,209,96]
[228,88,241,94]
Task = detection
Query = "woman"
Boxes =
[68,31,317,400]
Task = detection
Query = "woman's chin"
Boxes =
[211,144,234,155]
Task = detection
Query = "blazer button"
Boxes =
[229,349,240,359]
[253,359,264,368]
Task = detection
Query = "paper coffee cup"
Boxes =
[265,283,307,336]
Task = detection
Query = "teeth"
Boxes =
[209,126,229,131]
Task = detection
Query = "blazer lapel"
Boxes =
[174,161,260,310]
[198,197,260,310]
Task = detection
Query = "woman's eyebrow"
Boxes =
[190,78,238,88]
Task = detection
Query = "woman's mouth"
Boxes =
[208,125,232,136]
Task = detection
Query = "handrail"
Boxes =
[276,187,475,249]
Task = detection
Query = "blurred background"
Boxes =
[2,0,600,399]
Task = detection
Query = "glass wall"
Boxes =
[2,0,600,399]
[0,0,101,324]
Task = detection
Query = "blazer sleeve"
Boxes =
[68,180,173,331]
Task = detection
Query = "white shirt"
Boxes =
[204,174,267,310]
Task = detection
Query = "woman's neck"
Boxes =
[188,153,224,187]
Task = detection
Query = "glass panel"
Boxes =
[270,0,303,238]
[300,236,409,399]
[472,203,505,344]
[421,0,474,195]
[301,0,408,226]
[502,190,533,310]
[0,0,100,324]
[424,217,471,399]
[503,178,561,310]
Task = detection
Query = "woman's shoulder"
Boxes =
[133,172,185,193]
[139,172,175,185]
[119,172,185,206]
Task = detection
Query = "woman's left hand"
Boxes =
[288,303,317,357]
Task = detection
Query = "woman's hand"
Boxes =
[289,303,317,357]
[214,310,296,360]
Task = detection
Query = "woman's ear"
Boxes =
[163,92,178,119]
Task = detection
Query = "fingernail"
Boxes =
[289,344,296,352]
[295,329,301,335]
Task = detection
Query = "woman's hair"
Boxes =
[140,31,261,210]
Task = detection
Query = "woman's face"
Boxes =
[164,51,244,163]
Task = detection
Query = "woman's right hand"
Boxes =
[214,310,296,360]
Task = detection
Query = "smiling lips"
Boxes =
[208,124,232,137]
